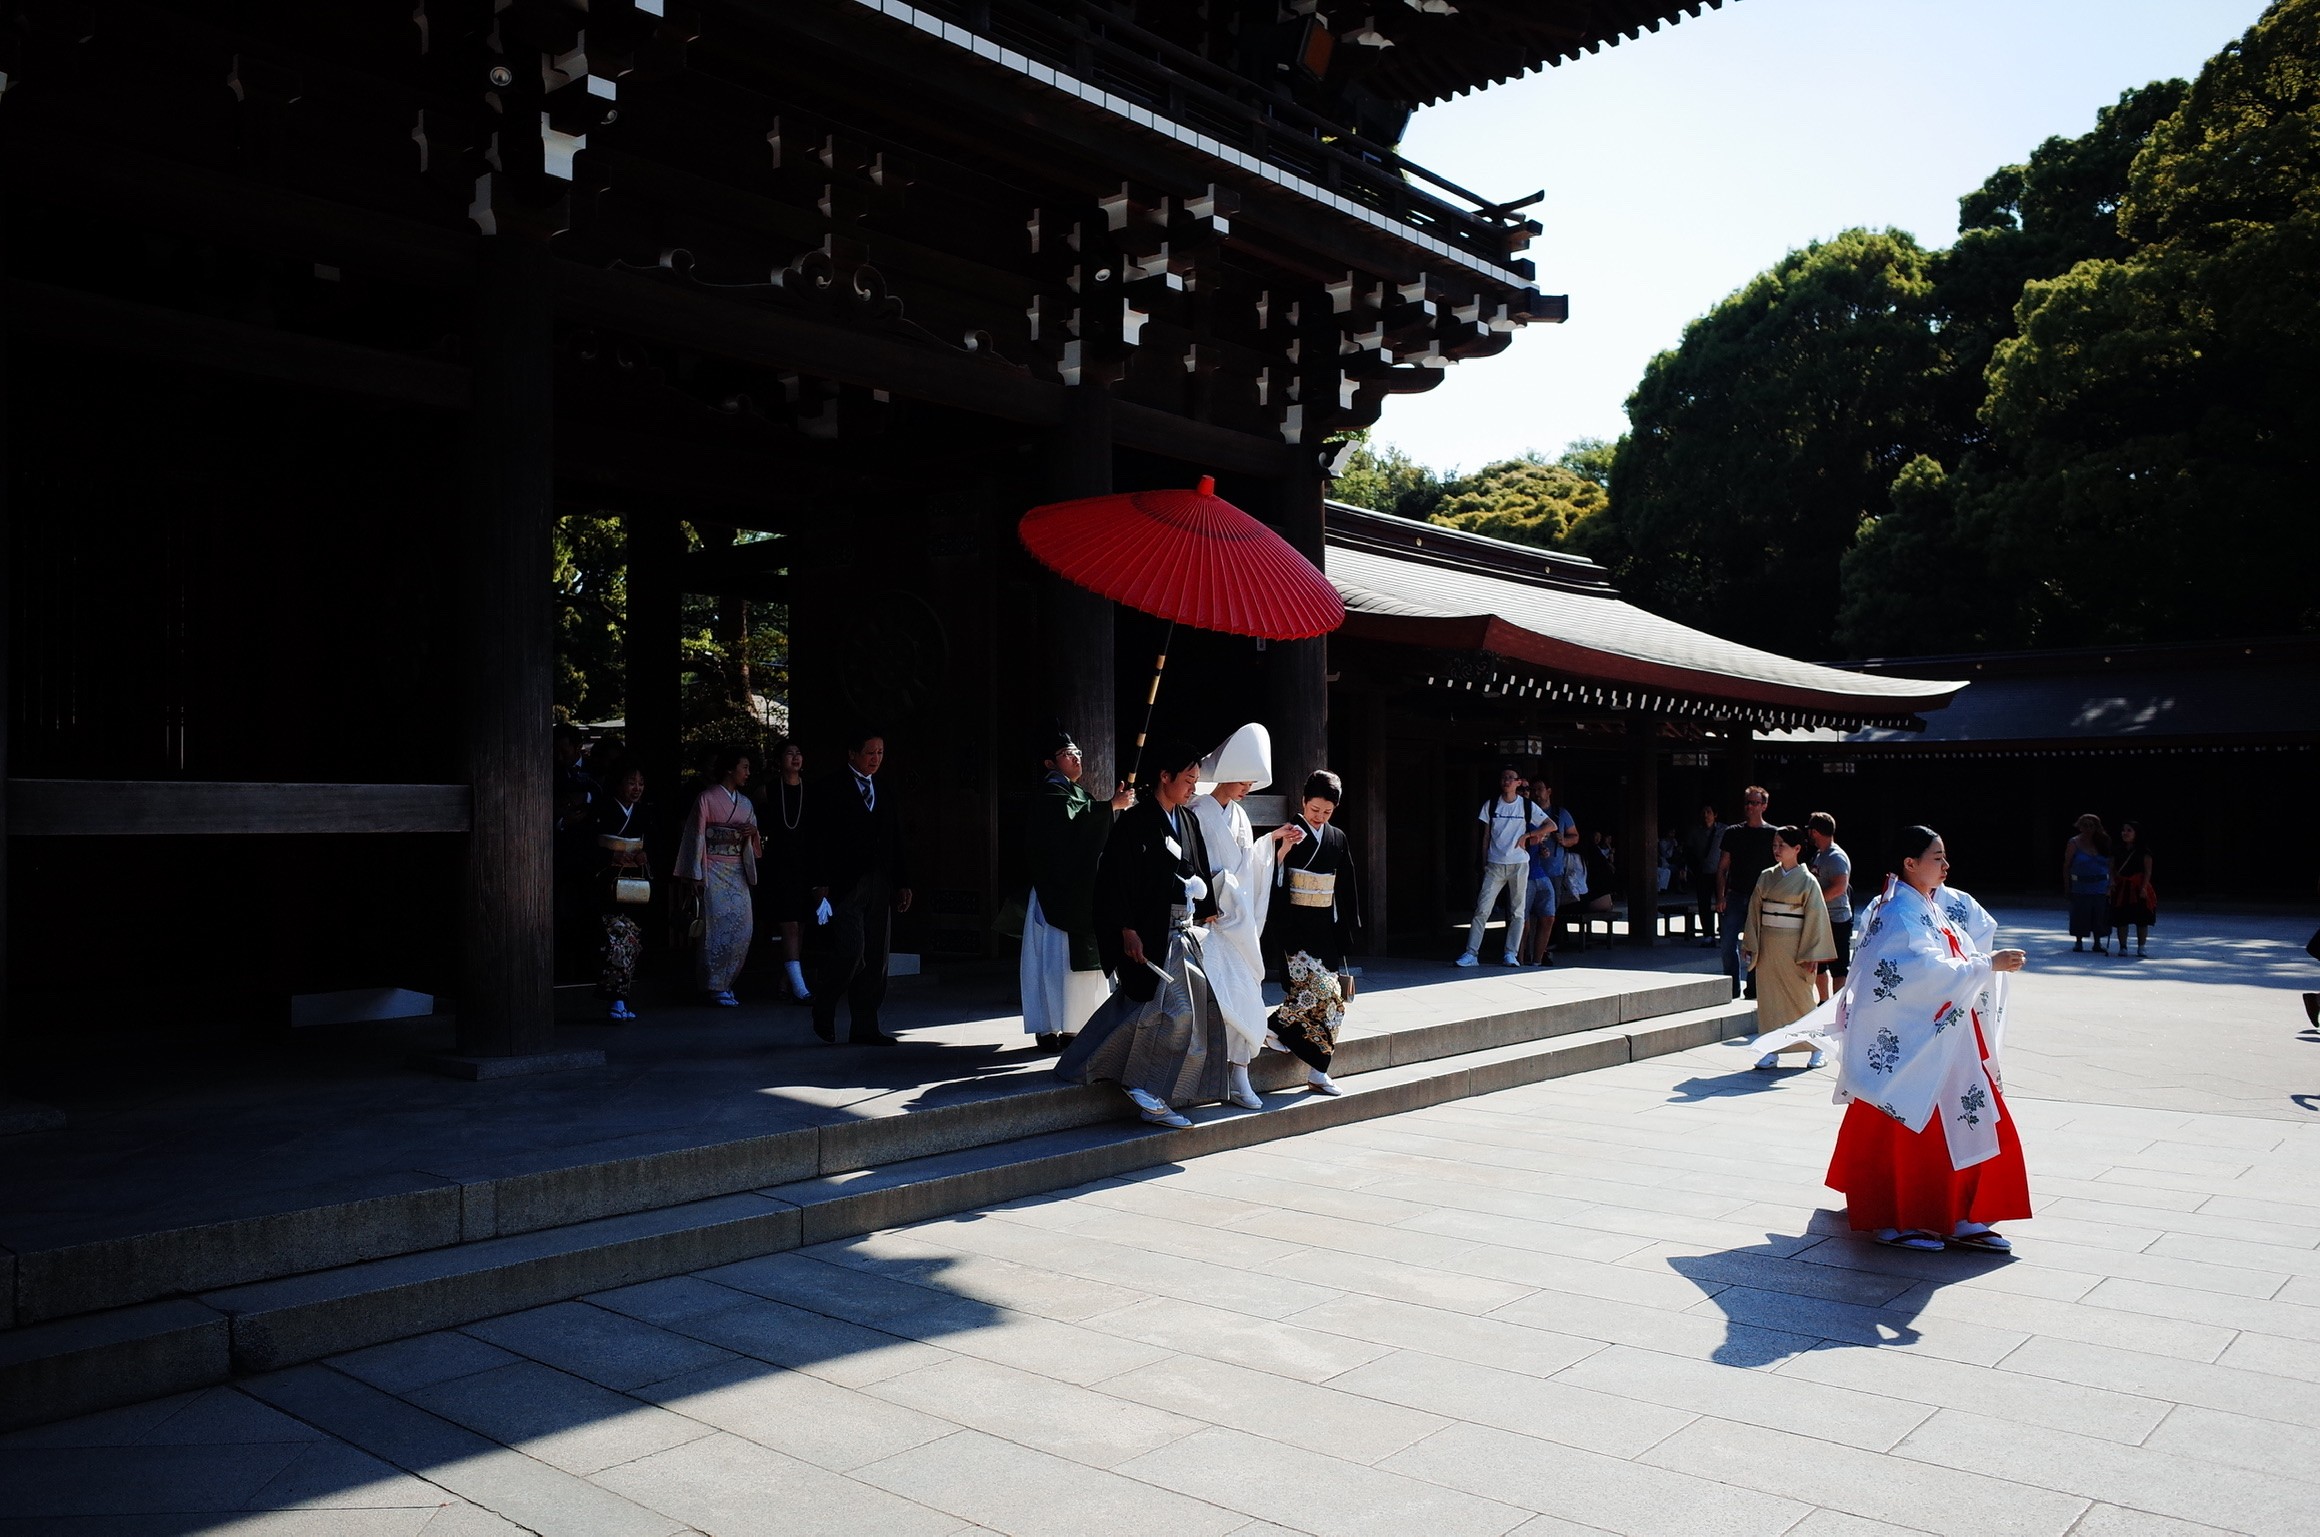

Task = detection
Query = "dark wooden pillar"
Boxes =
[1267,457,1329,792]
[1726,723,1756,811]
[0,205,12,1086]
[1623,712,1663,946]
[625,511,685,795]
[1041,387,1116,789]
[1360,694,1390,956]
[446,233,585,1070]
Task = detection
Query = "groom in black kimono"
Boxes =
[1058,738,1227,1128]
[1095,739,1219,1000]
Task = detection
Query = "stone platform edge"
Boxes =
[10,973,1731,1329]
[0,999,1750,1431]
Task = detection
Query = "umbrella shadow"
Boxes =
[1662,1214,2018,1369]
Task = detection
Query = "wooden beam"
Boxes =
[553,264,1064,426]
[1111,398,1306,478]
[4,280,472,410]
[7,781,472,837]
[2,128,475,290]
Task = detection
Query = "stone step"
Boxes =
[0,997,1751,1431]
[9,973,1731,1329]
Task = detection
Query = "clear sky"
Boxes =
[1373,0,2275,475]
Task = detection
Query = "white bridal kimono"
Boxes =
[1187,792,1277,1067]
[1754,877,2011,1171]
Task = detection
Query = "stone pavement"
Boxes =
[6,908,2319,1536]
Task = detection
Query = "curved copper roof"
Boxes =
[1326,504,1963,725]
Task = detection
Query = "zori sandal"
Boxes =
[1873,1229,1946,1252]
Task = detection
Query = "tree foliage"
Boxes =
[551,516,792,760]
[1322,7,2316,658]
[1329,436,1614,552]
[1581,228,1949,658]
[1845,0,2320,651]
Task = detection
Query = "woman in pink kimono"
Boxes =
[675,746,761,1006]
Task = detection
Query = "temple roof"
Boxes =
[1359,1,1737,105]
[1324,503,1962,729]
[1762,639,2320,752]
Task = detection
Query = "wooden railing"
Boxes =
[910,0,1542,276]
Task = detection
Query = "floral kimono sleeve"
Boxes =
[1844,889,1995,1139]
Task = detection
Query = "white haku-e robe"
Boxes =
[1753,878,2010,1171]
[1187,793,1277,1066]
[1020,891,1112,1036]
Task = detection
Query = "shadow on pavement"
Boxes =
[1663,1214,2018,1370]
[0,1239,1026,1533]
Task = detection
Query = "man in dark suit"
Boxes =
[807,729,912,1044]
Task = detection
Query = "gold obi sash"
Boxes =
[705,824,750,858]
[1286,868,1337,909]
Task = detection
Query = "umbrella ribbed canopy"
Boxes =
[1018,477,1346,640]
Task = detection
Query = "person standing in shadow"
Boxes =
[807,729,912,1045]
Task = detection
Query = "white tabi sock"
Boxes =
[1125,1087,1167,1115]
[785,960,810,999]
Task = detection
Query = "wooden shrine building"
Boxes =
[1755,637,2320,900]
[0,0,1761,1071]
[1315,505,1963,948]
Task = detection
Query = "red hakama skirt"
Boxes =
[1825,1015,2031,1233]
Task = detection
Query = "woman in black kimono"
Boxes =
[1264,770,1362,1096]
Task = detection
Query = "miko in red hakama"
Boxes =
[1826,926,2030,1234]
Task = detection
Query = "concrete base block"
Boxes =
[205,1193,802,1372]
[1471,1032,1632,1095]
[15,1176,465,1325]
[0,1299,229,1431]
[0,1100,67,1137]
[1619,976,1732,1022]
[479,1127,822,1238]
[1627,1005,1753,1059]
[416,1049,607,1080]
[818,1084,1119,1176]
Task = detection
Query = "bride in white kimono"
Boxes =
[1186,723,1304,1111]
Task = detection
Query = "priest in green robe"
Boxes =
[1020,730,1132,1051]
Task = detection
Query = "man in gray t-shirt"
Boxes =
[1807,811,1852,1003]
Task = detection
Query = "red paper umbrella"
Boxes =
[1018,476,1345,641]
[1018,476,1344,783]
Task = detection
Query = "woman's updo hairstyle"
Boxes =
[1772,824,1808,852]
[1301,770,1343,805]
[1894,824,1942,867]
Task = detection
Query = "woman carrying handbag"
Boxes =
[593,761,658,1021]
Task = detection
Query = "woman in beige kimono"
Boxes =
[1746,825,1836,1069]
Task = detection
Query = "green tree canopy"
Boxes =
[1582,228,1947,658]
[1329,435,1445,523]
[1845,0,2319,650]
[1428,451,1609,548]
[1329,437,1614,552]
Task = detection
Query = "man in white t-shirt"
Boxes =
[1456,766,1549,967]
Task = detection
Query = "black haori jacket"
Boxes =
[1095,798,1219,1002]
